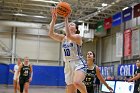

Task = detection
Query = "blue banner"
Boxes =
[122,7,132,22]
[118,64,137,76]
[99,65,114,77]
[112,12,122,27]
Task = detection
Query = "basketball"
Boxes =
[56,2,71,17]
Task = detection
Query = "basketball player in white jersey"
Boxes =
[10,58,22,93]
[49,7,87,93]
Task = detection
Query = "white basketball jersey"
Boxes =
[13,65,19,80]
[62,37,82,62]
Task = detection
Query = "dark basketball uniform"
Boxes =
[77,65,97,93]
[19,63,31,93]
[133,68,140,93]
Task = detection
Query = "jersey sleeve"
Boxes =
[134,69,137,75]
[14,65,16,72]
[137,68,140,73]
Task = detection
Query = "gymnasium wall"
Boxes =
[102,26,121,63]
[16,28,60,61]
[0,25,96,66]
[101,17,140,64]
[0,26,61,65]
[0,26,12,51]
[99,16,140,76]
[0,26,12,64]
[0,63,65,86]
[82,41,96,59]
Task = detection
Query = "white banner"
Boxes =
[79,23,94,39]
[83,29,94,39]
[132,29,140,56]
[116,32,123,57]
[78,23,84,37]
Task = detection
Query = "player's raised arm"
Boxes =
[48,7,65,42]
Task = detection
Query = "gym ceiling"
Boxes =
[0,0,138,28]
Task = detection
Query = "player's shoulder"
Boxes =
[19,63,23,67]
[14,64,18,67]
[94,64,98,68]
[137,68,140,72]
[29,64,32,67]
[95,65,100,71]
[62,36,66,41]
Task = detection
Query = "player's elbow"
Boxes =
[48,31,53,38]
[66,34,72,39]
[137,74,140,79]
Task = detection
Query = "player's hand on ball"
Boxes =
[51,7,57,21]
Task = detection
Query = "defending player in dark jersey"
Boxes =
[83,64,97,93]
[128,58,140,93]
[78,51,113,93]
[16,57,33,93]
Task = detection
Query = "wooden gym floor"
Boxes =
[0,85,65,93]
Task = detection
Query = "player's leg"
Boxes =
[66,84,77,93]
[17,80,20,92]
[73,59,87,93]
[133,84,139,93]
[65,62,77,93]
[19,78,24,93]
[73,70,87,93]
[24,82,30,93]
[13,80,17,93]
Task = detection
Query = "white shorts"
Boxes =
[64,58,87,85]
[13,74,17,81]
[13,74,19,81]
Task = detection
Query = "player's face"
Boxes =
[24,57,29,65]
[68,22,76,33]
[87,51,94,60]
[17,58,21,65]
[136,60,140,67]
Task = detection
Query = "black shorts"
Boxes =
[86,86,94,93]
[19,76,29,85]
[134,84,140,93]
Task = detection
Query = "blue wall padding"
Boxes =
[31,65,65,86]
[8,64,15,84]
[0,64,65,86]
[0,63,9,84]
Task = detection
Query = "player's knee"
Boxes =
[14,85,16,89]
[24,88,28,92]
[73,80,82,87]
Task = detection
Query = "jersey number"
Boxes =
[64,49,70,56]
[24,70,28,76]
